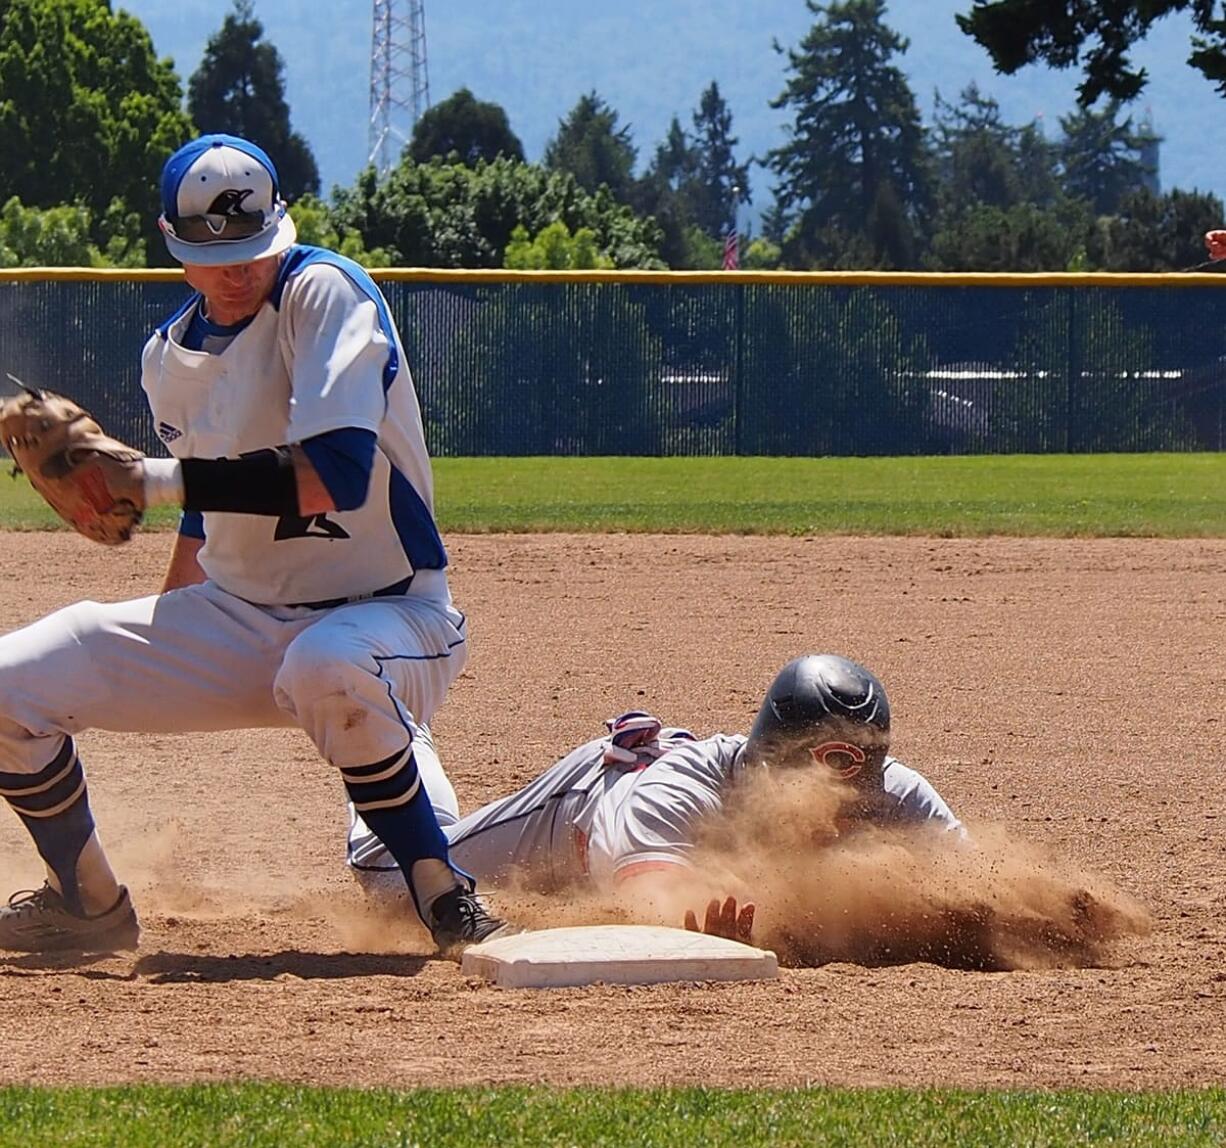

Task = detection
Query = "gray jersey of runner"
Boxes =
[347,717,963,891]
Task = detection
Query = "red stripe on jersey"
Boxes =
[613,858,689,885]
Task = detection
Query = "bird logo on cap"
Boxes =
[205,188,255,229]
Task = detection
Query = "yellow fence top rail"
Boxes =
[2,267,1226,288]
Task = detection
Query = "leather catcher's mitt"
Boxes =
[0,388,145,545]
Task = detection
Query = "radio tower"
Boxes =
[369,0,430,174]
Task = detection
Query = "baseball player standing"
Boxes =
[349,654,964,939]
[0,134,509,954]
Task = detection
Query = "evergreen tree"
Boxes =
[688,82,751,238]
[633,103,748,270]
[631,117,700,267]
[1058,101,1152,216]
[925,85,1076,269]
[759,201,791,246]
[765,0,932,268]
[543,92,637,202]
[188,0,319,200]
[931,85,1026,211]
[409,88,524,166]
[1015,117,1064,207]
[651,117,700,192]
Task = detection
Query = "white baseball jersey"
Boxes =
[141,245,446,606]
[349,716,964,891]
[0,243,467,789]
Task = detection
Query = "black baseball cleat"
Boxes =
[427,886,516,955]
[0,884,140,954]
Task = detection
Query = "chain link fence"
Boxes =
[2,271,1222,457]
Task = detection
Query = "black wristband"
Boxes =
[181,448,300,516]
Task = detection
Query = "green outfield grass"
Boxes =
[431,454,1226,536]
[0,1084,1222,1147]
[0,454,1222,536]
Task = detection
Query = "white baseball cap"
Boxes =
[158,134,297,266]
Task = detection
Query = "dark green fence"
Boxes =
[2,271,1223,456]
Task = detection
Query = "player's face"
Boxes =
[182,254,282,325]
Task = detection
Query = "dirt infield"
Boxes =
[1,531,1223,1090]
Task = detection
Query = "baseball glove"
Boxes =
[0,388,145,545]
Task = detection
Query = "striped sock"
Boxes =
[0,738,97,913]
[340,745,454,915]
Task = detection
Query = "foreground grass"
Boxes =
[0,1085,1223,1148]
[0,454,1221,537]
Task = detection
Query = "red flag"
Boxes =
[722,229,739,270]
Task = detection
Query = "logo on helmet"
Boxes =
[809,740,866,779]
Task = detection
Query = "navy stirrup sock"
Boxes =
[0,739,95,913]
[340,745,456,914]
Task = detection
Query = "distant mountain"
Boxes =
[122,0,1226,218]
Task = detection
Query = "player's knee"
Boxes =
[274,623,370,709]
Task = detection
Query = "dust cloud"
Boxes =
[106,818,440,951]
[682,769,1151,970]
[490,769,1151,971]
[101,773,1151,971]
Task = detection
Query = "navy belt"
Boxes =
[291,575,414,611]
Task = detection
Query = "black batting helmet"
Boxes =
[743,654,891,785]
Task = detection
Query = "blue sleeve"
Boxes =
[300,427,378,511]
[178,510,206,539]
